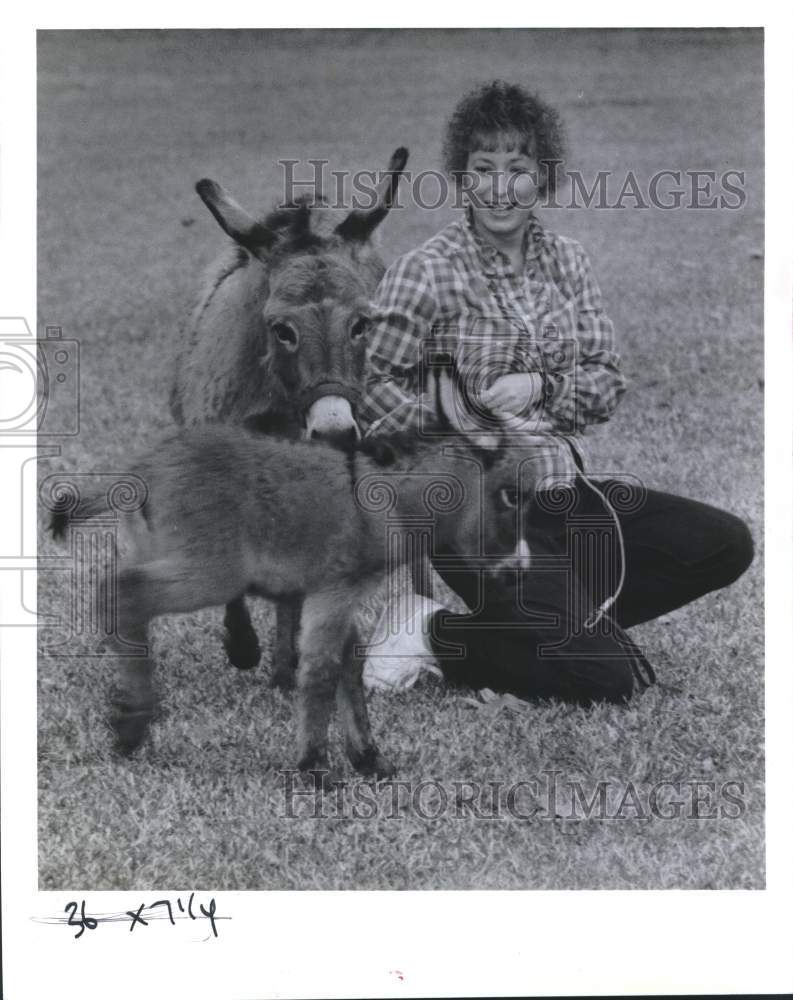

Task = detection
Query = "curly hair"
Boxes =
[442,80,566,196]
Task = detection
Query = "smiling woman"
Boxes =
[443,83,564,272]
[464,148,540,271]
[359,79,754,703]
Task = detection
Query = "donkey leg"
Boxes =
[294,591,348,775]
[108,567,157,754]
[270,597,301,690]
[337,625,395,779]
[223,595,261,671]
[110,557,248,753]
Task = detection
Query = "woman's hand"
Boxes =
[479,372,545,418]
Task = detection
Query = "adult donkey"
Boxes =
[170,148,408,684]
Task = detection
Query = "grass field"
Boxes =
[37,28,764,889]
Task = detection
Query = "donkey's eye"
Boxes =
[498,487,519,510]
[272,323,298,349]
[350,317,369,341]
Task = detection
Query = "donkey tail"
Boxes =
[50,493,108,540]
[50,506,69,540]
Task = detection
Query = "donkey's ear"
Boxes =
[334,147,409,242]
[433,367,503,455]
[356,436,399,466]
[195,179,276,258]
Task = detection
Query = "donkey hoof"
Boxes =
[298,768,335,792]
[350,746,396,780]
[111,707,152,755]
[297,749,331,788]
[223,629,261,671]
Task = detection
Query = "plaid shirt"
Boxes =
[359,213,626,484]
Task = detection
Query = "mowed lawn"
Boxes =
[37,28,764,889]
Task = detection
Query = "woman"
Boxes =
[358,81,753,704]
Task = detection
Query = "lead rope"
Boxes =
[579,474,626,631]
[542,437,627,629]
[561,437,655,690]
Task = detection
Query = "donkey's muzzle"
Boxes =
[305,394,361,452]
[490,538,533,578]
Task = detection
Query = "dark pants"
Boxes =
[429,480,754,705]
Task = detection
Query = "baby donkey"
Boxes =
[49,368,547,778]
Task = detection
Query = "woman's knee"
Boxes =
[663,501,755,591]
[718,512,755,586]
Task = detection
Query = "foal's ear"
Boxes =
[433,366,504,456]
[356,436,399,466]
[195,179,276,259]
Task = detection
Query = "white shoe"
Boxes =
[363,595,445,691]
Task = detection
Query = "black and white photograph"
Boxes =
[2,10,792,999]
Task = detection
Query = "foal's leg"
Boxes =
[337,624,395,778]
[108,566,157,754]
[270,597,301,690]
[223,595,261,670]
[111,557,247,752]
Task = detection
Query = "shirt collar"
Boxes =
[461,208,546,277]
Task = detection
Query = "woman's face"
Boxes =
[463,145,539,247]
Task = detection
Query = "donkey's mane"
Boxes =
[208,194,337,293]
[261,194,332,257]
[357,432,415,465]
[356,425,446,466]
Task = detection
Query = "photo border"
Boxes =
[2,5,791,997]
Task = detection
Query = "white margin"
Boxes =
[1,4,791,999]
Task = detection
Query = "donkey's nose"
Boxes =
[305,394,361,449]
[491,538,533,578]
[514,538,532,570]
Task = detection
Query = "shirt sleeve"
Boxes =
[541,242,627,433]
[358,250,439,437]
